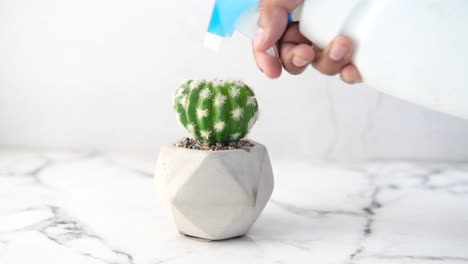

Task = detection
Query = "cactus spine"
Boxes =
[174,79,259,144]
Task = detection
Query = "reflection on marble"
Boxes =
[0,149,468,263]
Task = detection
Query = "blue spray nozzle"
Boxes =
[205,0,259,50]
[205,0,299,56]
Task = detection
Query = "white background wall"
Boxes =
[1,0,468,161]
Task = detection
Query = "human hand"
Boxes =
[253,0,362,84]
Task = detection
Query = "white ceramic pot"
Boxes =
[155,141,274,240]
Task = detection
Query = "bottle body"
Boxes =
[298,0,468,119]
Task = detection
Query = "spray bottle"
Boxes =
[205,0,468,120]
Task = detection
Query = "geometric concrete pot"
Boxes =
[154,140,274,240]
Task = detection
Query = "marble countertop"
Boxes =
[1,150,468,264]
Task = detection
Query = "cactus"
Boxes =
[174,79,259,144]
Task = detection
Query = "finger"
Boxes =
[253,0,303,77]
[280,24,315,75]
[340,64,363,84]
[253,48,283,78]
[313,35,354,76]
[255,0,304,51]
[280,44,315,75]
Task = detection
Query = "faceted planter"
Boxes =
[155,141,274,240]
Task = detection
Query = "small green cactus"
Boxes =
[174,79,259,144]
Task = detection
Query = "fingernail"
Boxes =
[355,75,363,83]
[329,44,348,61]
[341,75,352,84]
[344,77,363,85]
[350,75,363,84]
[293,56,309,67]
[353,78,362,84]
[254,28,265,48]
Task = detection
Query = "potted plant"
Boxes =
[155,79,274,241]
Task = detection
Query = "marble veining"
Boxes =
[1,150,468,263]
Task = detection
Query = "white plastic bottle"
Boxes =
[291,0,468,119]
[206,0,468,119]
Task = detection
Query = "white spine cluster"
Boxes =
[231,132,241,140]
[231,86,241,98]
[190,80,203,90]
[186,123,196,134]
[248,112,258,130]
[231,107,244,120]
[200,130,212,140]
[196,108,209,119]
[179,96,188,108]
[214,121,226,132]
[246,96,256,106]
[213,94,227,107]
[199,88,211,100]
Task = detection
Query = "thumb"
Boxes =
[254,0,304,52]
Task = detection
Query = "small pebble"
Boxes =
[174,138,254,151]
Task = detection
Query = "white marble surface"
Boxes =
[1,149,468,264]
